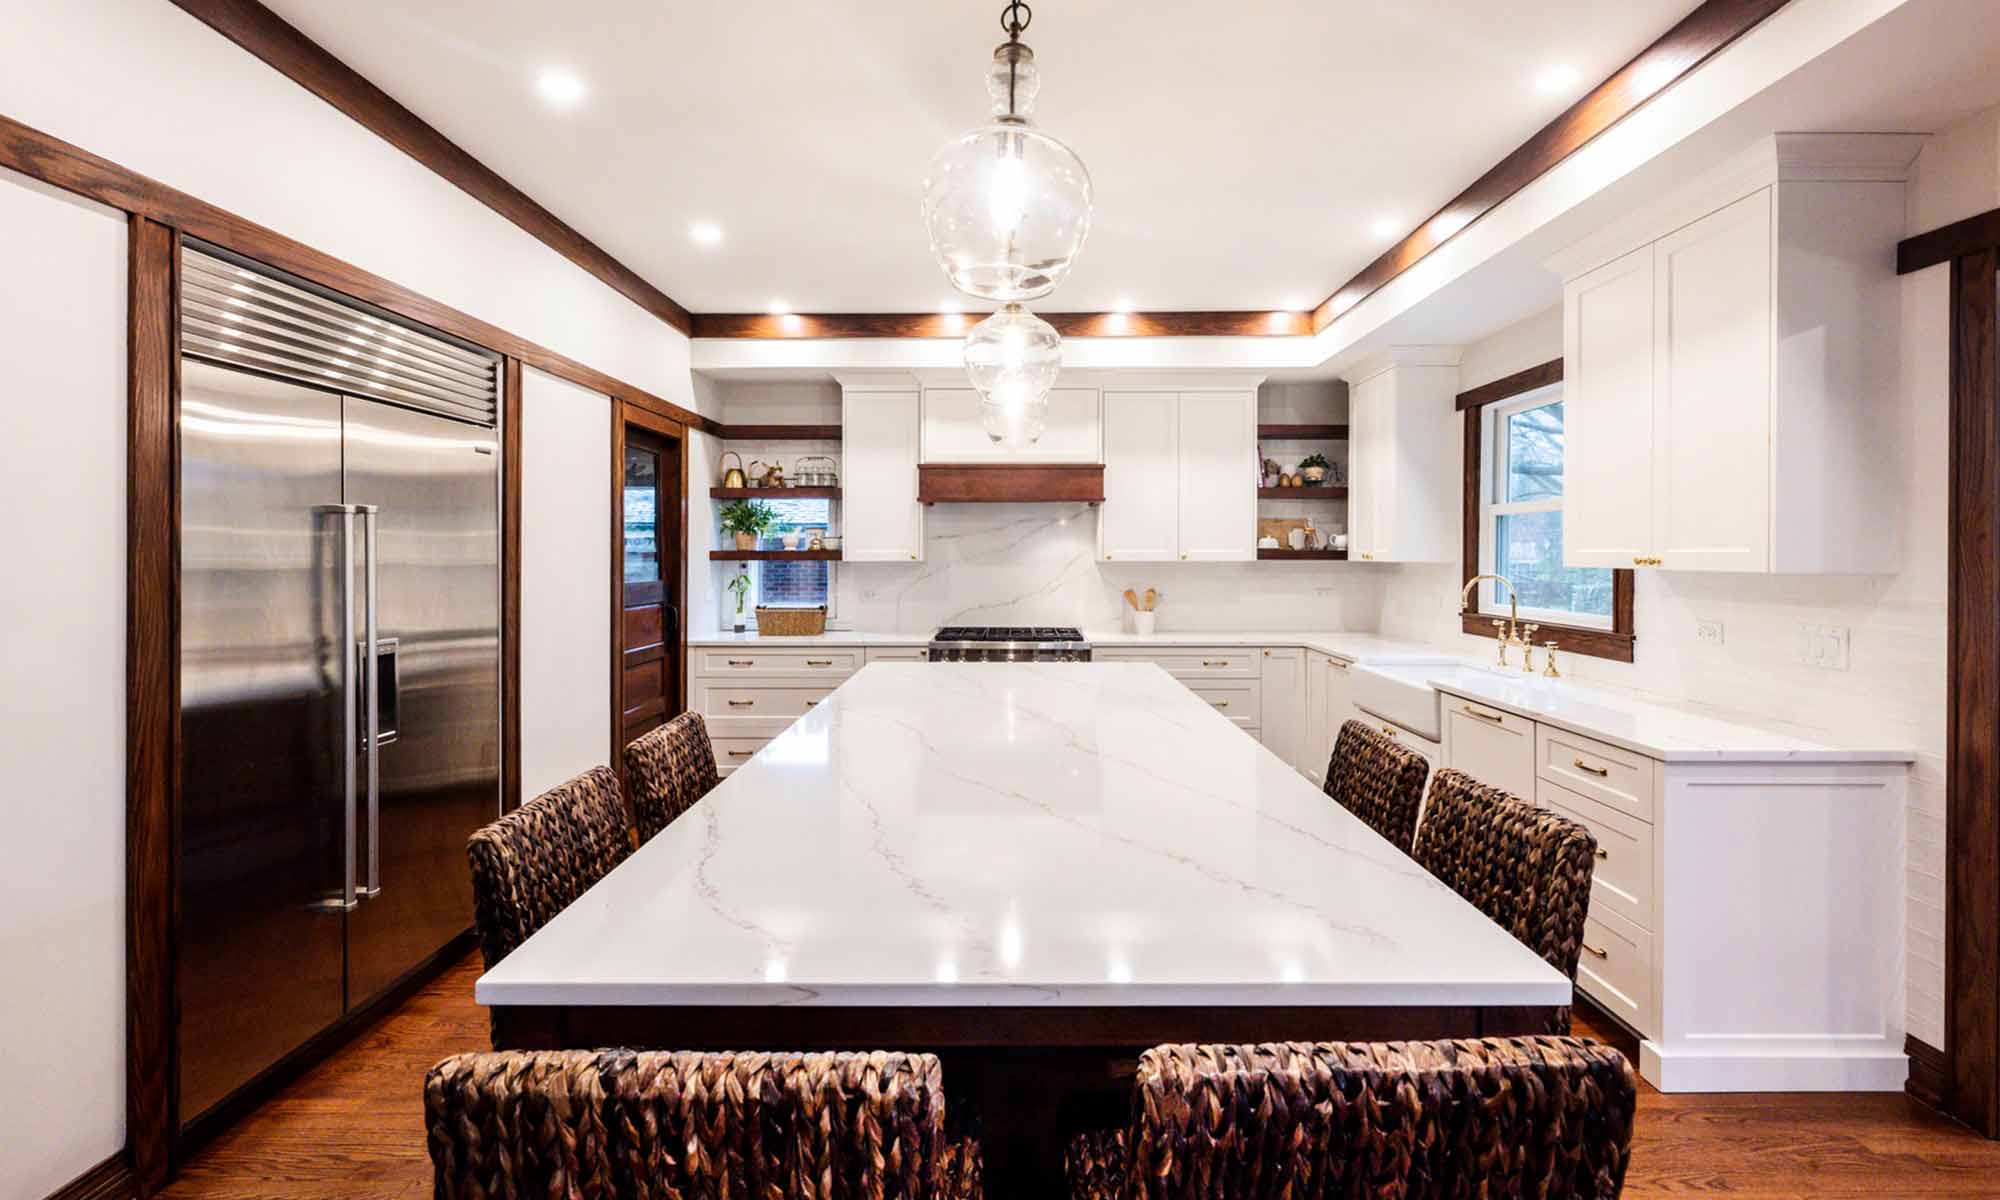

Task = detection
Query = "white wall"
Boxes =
[0,170,128,1200]
[520,368,613,797]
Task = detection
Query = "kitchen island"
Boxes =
[481,661,1568,1190]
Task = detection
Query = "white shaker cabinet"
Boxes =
[1551,134,1918,575]
[1176,390,1257,561]
[839,378,923,562]
[1258,648,1304,771]
[1301,652,1358,784]
[1098,391,1181,562]
[1343,351,1458,563]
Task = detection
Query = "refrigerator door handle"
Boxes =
[309,504,361,914]
[359,504,382,900]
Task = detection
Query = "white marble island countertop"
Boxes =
[1427,666,1916,763]
[687,628,1445,661]
[478,663,1568,1009]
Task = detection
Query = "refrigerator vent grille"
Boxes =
[180,247,499,426]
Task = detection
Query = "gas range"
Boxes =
[926,626,1092,662]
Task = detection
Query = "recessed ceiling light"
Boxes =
[534,68,588,109]
[1279,296,1304,312]
[689,221,723,247]
[1370,217,1402,240]
[1536,64,1582,95]
[940,300,961,315]
[767,300,790,315]
[1112,297,1135,314]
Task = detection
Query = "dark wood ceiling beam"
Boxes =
[691,310,1312,339]
[1309,0,1793,333]
[165,0,694,334]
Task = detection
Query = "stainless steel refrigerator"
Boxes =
[176,246,501,1125]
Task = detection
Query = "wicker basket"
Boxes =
[755,606,828,636]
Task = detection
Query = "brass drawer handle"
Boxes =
[727,699,755,708]
[805,659,834,667]
[1202,659,1231,667]
[727,659,754,667]
[1572,757,1610,777]
[1463,706,1503,724]
[1594,847,1609,860]
[1380,724,1398,738]
[727,749,754,758]
[1583,943,1608,959]
[1212,700,1230,709]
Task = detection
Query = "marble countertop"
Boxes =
[1426,666,1916,763]
[688,628,1445,662]
[477,663,1569,1009]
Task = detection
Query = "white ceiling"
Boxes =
[259,0,1697,314]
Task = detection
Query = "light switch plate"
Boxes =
[1695,619,1724,646]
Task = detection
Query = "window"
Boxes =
[725,497,835,624]
[1460,363,1632,662]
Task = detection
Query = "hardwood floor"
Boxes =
[163,953,2000,1198]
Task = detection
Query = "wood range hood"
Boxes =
[917,463,1105,504]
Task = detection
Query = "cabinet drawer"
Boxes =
[699,684,833,721]
[1188,681,1261,725]
[1370,720,1441,770]
[1441,697,1536,799]
[1541,779,1655,932]
[1095,647,1260,679]
[1576,907,1655,1038]
[864,646,930,663]
[713,736,770,776]
[695,649,862,677]
[1537,726,1655,823]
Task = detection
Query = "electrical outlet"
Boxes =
[1798,623,1851,670]
[1695,619,1724,646]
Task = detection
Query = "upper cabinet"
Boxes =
[839,376,923,562]
[921,386,1101,463]
[1099,384,1258,562]
[1343,350,1458,563]
[1552,133,1921,575]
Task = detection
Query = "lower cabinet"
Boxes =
[1301,653,1359,784]
[1437,688,1910,1094]
[1258,648,1303,770]
[692,643,926,774]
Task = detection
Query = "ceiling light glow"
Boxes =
[1370,217,1401,240]
[689,221,723,247]
[535,69,588,109]
[1112,297,1134,314]
[767,300,791,315]
[1535,64,1581,95]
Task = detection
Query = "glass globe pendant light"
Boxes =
[964,304,1060,444]
[923,1,1092,444]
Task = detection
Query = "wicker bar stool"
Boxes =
[1415,767,1598,1033]
[426,1048,984,1199]
[622,710,719,844]
[1065,1038,1636,1199]
[1323,718,1431,854]
[466,765,633,972]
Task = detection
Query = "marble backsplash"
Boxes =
[831,503,1385,632]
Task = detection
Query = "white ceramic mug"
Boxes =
[1131,611,1157,635]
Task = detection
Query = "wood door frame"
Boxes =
[611,405,688,771]
[1900,207,2000,1136]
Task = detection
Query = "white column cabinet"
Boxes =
[1099,391,1181,562]
[1176,390,1257,561]
[1562,245,1656,569]
[839,379,923,562]
[1258,648,1304,770]
[1549,134,1918,575]
[1343,352,1458,563]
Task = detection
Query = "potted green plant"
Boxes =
[725,569,752,633]
[719,499,776,550]
[1298,452,1331,484]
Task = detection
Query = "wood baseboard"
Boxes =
[44,1153,134,1200]
[1907,1034,1948,1110]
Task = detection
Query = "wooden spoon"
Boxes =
[1123,588,1140,611]
[1143,587,1158,612]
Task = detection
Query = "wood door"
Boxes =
[620,426,679,745]
[1562,243,1657,569]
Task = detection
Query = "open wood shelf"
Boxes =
[716,424,842,441]
[709,549,843,561]
[709,486,842,500]
[1256,548,1349,561]
[1258,423,1348,440]
[1257,486,1347,500]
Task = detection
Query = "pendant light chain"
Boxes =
[1000,0,1032,119]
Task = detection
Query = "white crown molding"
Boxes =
[1341,345,1465,386]
[831,371,920,391]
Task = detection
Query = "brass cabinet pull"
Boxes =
[1462,705,1503,724]
[728,749,754,757]
[1630,555,1663,566]
[1594,847,1609,860]
[805,659,834,667]
[1212,700,1230,709]
[727,659,754,667]
[1380,724,1398,737]
[1583,943,1608,959]
[1572,757,1610,777]
[1330,659,1349,671]
[727,699,755,708]
[1202,659,1231,667]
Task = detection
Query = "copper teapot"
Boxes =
[718,451,747,490]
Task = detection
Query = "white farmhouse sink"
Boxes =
[1353,662,1558,741]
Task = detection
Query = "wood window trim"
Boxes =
[1457,359,1636,664]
